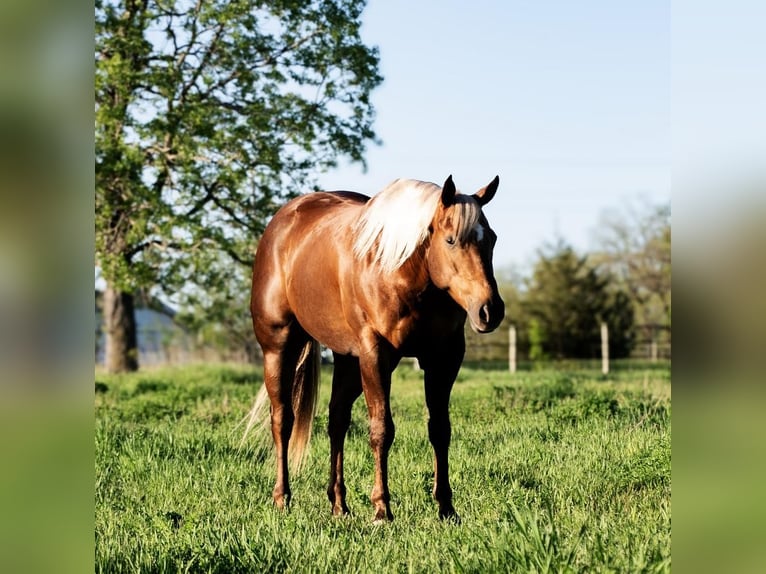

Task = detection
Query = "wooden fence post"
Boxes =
[601,322,609,375]
[509,325,517,373]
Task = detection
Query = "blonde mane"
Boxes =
[352,179,482,272]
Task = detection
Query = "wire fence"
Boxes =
[97,314,670,372]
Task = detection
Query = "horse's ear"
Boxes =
[441,175,456,206]
[473,175,499,206]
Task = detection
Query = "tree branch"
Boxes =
[126,238,183,259]
[183,185,216,218]
[221,244,253,268]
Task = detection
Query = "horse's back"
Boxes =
[251,191,369,350]
[257,190,367,248]
[266,192,368,241]
[286,190,368,215]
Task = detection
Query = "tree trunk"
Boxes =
[104,283,139,373]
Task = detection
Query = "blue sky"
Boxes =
[318,0,671,271]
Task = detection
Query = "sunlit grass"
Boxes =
[95,361,670,573]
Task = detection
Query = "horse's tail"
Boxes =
[241,339,321,473]
[287,339,321,471]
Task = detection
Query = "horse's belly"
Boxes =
[286,247,360,356]
[294,310,358,356]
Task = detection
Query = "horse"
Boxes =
[245,175,505,523]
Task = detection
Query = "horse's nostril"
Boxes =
[480,304,490,324]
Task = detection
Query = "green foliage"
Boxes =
[96,363,670,572]
[95,0,382,305]
[522,240,635,360]
[592,199,671,332]
[528,317,548,362]
[603,289,636,358]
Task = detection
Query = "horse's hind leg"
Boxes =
[327,353,362,516]
[262,348,294,509]
[261,328,308,510]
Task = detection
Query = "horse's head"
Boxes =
[427,175,505,333]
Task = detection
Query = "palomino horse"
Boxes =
[246,175,504,522]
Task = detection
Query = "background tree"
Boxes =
[591,198,671,354]
[174,266,260,363]
[522,240,634,360]
[96,0,382,372]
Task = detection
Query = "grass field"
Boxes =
[95,362,671,573]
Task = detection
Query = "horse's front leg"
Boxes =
[421,332,465,521]
[327,354,362,516]
[359,345,395,523]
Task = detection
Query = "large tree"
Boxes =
[523,240,635,360]
[591,198,671,353]
[96,0,382,372]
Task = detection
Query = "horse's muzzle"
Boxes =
[469,295,505,334]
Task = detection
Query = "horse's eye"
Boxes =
[446,236,456,246]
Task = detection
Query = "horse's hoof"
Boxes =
[274,504,290,513]
[331,505,351,517]
[272,495,291,512]
[439,509,461,524]
[372,509,393,524]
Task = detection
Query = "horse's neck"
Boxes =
[390,245,431,296]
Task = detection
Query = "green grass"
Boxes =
[95,362,670,573]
